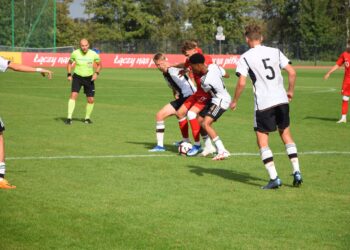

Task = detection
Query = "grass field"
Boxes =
[0,67,349,249]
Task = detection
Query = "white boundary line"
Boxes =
[6,151,350,161]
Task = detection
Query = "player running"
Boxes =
[230,24,303,189]
[0,56,52,189]
[324,39,350,123]
[189,53,231,160]
[149,53,196,152]
[173,41,215,156]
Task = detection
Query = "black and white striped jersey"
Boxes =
[200,64,231,110]
[236,45,290,111]
[163,67,196,98]
[0,56,9,72]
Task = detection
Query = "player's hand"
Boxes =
[230,101,237,110]
[324,73,330,80]
[67,76,72,82]
[178,69,188,77]
[287,91,293,102]
[40,70,52,79]
[92,73,98,81]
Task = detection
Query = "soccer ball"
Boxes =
[178,142,192,155]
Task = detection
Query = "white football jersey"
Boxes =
[163,67,196,98]
[236,45,290,111]
[0,56,9,72]
[201,64,232,110]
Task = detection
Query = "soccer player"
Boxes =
[149,53,196,152]
[66,38,101,125]
[324,39,350,123]
[0,56,52,189]
[230,24,303,189]
[189,53,231,160]
[173,41,215,156]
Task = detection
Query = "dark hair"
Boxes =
[189,53,205,64]
[245,24,262,41]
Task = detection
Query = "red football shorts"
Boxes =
[342,82,350,96]
[183,92,211,111]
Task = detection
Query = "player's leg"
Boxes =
[149,103,177,152]
[186,105,203,156]
[176,101,191,145]
[276,104,302,186]
[66,75,82,124]
[337,95,349,123]
[0,120,15,189]
[84,81,95,124]
[198,106,216,156]
[255,108,281,189]
[279,128,303,186]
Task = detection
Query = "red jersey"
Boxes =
[336,51,350,85]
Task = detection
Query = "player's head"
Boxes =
[153,53,168,72]
[244,24,263,47]
[181,40,197,57]
[80,39,90,53]
[188,53,206,75]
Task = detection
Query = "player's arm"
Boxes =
[8,62,52,79]
[284,64,296,102]
[324,64,340,80]
[230,75,247,110]
[92,60,102,81]
[67,59,74,81]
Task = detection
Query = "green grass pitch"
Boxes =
[0,67,349,249]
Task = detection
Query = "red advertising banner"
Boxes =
[21,52,240,68]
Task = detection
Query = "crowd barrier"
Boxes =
[0,52,240,68]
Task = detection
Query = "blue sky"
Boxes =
[69,0,88,19]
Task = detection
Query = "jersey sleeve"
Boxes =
[0,56,9,72]
[69,51,76,62]
[218,65,226,76]
[336,53,345,66]
[279,50,290,69]
[235,57,249,77]
[94,52,101,62]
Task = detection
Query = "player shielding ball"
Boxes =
[230,24,303,189]
[0,56,52,189]
[173,41,215,156]
[188,53,231,160]
[149,53,196,152]
[324,39,350,123]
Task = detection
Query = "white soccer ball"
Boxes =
[178,142,193,155]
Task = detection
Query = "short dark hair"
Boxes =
[245,24,262,41]
[189,53,205,64]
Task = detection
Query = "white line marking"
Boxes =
[6,151,350,161]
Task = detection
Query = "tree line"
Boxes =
[0,0,349,60]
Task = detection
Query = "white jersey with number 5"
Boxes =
[201,64,231,109]
[236,45,290,111]
[0,56,9,72]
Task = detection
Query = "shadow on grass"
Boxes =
[54,117,85,124]
[126,141,179,153]
[303,116,338,122]
[187,165,265,187]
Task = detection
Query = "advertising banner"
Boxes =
[21,52,240,68]
[0,52,22,64]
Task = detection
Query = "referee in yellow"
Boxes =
[66,38,101,125]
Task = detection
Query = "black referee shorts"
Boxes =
[72,73,95,97]
[254,103,290,133]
